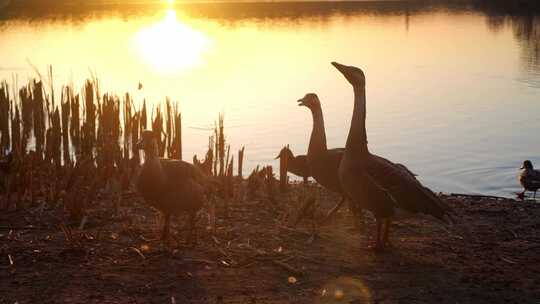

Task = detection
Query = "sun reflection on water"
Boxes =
[134,10,211,73]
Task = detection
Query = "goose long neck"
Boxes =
[345,86,369,155]
[142,148,166,181]
[308,105,328,157]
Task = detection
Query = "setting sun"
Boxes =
[134,10,210,73]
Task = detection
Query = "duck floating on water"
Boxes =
[136,130,212,243]
[275,145,311,184]
[332,61,452,251]
[519,160,540,199]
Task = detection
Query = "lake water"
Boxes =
[0,1,539,197]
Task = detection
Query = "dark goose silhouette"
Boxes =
[136,130,210,243]
[519,160,540,198]
[275,145,311,184]
[297,93,362,221]
[332,61,452,250]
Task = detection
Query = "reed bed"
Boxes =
[0,74,299,238]
[0,77,235,218]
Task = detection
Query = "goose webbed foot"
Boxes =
[365,217,392,252]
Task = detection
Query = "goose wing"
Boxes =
[521,169,540,189]
[531,169,540,181]
[160,159,218,188]
[366,154,451,221]
[340,161,396,217]
[310,148,345,193]
[290,155,311,178]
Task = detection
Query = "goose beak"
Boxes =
[297,97,306,107]
[331,61,351,76]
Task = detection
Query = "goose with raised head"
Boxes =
[297,93,361,222]
[332,61,452,250]
[275,145,311,184]
[519,160,540,198]
[136,130,210,243]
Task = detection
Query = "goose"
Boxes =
[136,130,211,243]
[275,145,311,184]
[519,160,540,198]
[297,93,362,223]
[332,61,452,250]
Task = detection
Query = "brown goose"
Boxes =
[275,145,311,184]
[297,94,362,221]
[519,160,540,198]
[136,130,209,243]
[332,61,452,250]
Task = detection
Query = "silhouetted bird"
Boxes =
[519,160,540,199]
[136,130,211,243]
[275,145,311,184]
[298,93,362,222]
[332,61,452,251]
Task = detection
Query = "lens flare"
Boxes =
[315,277,372,304]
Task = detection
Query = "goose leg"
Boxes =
[368,218,383,251]
[321,196,346,225]
[382,218,392,248]
[161,213,170,240]
[352,205,364,228]
[187,212,197,245]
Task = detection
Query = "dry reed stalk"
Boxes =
[165,99,172,158]
[0,81,10,156]
[32,81,46,159]
[151,104,165,157]
[215,114,225,176]
[19,85,33,153]
[238,146,244,179]
[279,145,289,193]
[123,93,132,162]
[69,92,80,157]
[171,102,181,160]
[212,134,217,176]
[47,108,61,169]
[131,111,140,163]
[140,99,147,132]
[265,166,276,203]
[60,87,71,166]
[11,105,21,155]
[82,80,96,158]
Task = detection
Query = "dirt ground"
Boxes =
[1,184,539,304]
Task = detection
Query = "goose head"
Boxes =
[275,145,294,160]
[137,130,159,157]
[331,61,365,88]
[297,93,321,110]
[521,160,534,170]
